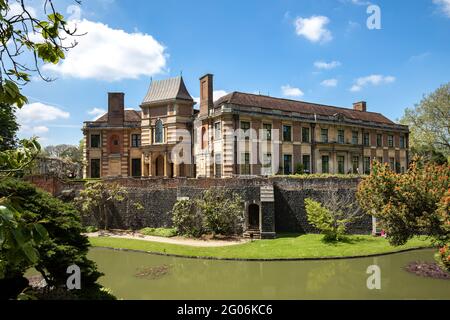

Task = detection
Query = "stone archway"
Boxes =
[248,204,260,230]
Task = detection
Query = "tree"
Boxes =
[305,188,365,241]
[400,83,450,157]
[43,144,82,163]
[0,137,40,176]
[0,103,18,151]
[357,161,449,271]
[0,0,82,107]
[410,145,448,166]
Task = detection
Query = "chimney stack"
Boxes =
[353,101,367,112]
[199,74,213,116]
[108,92,125,125]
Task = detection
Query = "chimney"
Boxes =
[108,92,125,125]
[199,74,213,116]
[353,101,367,112]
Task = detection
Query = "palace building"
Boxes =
[82,74,409,179]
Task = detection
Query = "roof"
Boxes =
[94,109,141,122]
[141,76,193,105]
[214,92,395,125]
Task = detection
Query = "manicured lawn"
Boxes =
[139,227,177,238]
[89,234,433,260]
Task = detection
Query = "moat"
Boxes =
[89,248,450,300]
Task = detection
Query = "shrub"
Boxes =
[140,227,177,238]
[305,198,345,241]
[172,199,205,238]
[295,163,305,175]
[84,225,99,233]
[0,178,115,300]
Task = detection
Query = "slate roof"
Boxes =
[141,76,193,105]
[215,92,396,125]
[94,110,141,122]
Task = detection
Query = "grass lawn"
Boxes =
[89,234,433,260]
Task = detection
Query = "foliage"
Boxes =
[400,82,450,157]
[0,0,82,107]
[0,137,41,177]
[83,225,99,233]
[295,163,305,175]
[172,189,244,238]
[0,178,115,300]
[410,145,448,165]
[42,144,83,163]
[140,227,177,238]
[305,198,344,241]
[172,199,205,238]
[0,103,18,151]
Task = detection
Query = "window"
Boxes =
[322,156,329,174]
[263,123,272,141]
[131,159,141,177]
[90,159,100,178]
[321,129,328,143]
[302,155,311,173]
[389,158,395,171]
[352,131,359,145]
[215,153,222,178]
[241,121,250,140]
[283,125,292,142]
[240,152,251,175]
[214,122,221,140]
[377,134,382,147]
[302,127,310,143]
[131,134,141,148]
[364,157,371,175]
[90,134,100,148]
[400,136,405,149]
[388,135,394,148]
[338,129,345,144]
[283,154,292,175]
[364,133,370,146]
[262,153,272,175]
[201,127,207,149]
[337,156,345,174]
[352,156,359,174]
[155,119,164,143]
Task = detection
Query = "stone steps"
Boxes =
[243,229,261,239]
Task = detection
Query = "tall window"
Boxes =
[363,133,370,146]
[337,156,345,174]
[364,157,371,175]
[322,156,329,174]
[262,153,272,175]
[263,123,272,141]
[90,134,100,148]
[240,153,251,175]
[283,125,292,142]
[201,127,207,149]
[388,135,394,147]
[302,155,311,173]
[155,119,164,143]
[377,134,382,147]
[90,159,100,178]
[131,134,141,148]
[338,129,345,144]
[400,136,405,149]
[283,154,292,175]
[352,131,359,145]
[352,156,359,174]
[131,159,141,177]
[321,129,328,143]
[241,121,250,140]
[214,122,221,140]
[215,153,222,178]
[302,127,310,143]
[389,157,395,171]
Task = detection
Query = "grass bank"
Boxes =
[89,234,433,260]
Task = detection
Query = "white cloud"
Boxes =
[350,75,395,92]
[43,18,167,81]
[434,0,450,17]
[6,2,36,19]
[16,103,70,124]
[19,125,49,135]
[67,4,82,21]
[321,79,338,87]
[314,60,341,70]
[281,85,304,97]
[87,107,106,120]
[193,90,228,106]
[294,16,332,43]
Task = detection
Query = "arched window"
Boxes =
[155,119,163,144]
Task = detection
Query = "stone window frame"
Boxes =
[214,121,222,141]
[321,128,329,143]
[240,121,251,140]
[352,156,360,174]
[376,134,383,147]
[282,124,292,142]
[90,158,100,178]
[337,129,345,144]
[337,155,345,174]
[364,156,371,175]
[283,153,293,175]
[321,155,330,174]
[363,132,370,146]
[400,135,406,149]
[388,135,394,148]
[240,152,251,175]
[302,154,311,174]
[301,127,310,143]
[155,119,164,144]
[262,123,272,141]
[90,133,101,149]
[352,130,359,145]
[131,133,141,148]
[261,152,272,176]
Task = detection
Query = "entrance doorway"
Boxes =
[248,204,260,230]
[155,155,164,177]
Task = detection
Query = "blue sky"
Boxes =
[15,0,450,146]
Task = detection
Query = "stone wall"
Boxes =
[25,175,372,235]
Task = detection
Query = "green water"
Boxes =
[88,248,450,300]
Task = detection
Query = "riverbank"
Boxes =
[89,234,433,260]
